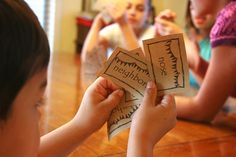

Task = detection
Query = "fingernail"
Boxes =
[147,81,155,89]
[117,89,124,97]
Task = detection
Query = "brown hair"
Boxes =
[0,0,50,120]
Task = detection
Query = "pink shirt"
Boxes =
[210,1,236,48]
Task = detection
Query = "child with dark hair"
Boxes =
[0,0,176,157]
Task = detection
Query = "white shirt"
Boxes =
[99,23,156,57]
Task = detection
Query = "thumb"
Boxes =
[142,81,157,106]
[101,89,124,110]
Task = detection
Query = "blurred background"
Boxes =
[25,0,187,54]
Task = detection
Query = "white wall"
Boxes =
[54,0,82,53]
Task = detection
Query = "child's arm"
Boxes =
[127,82,176,157]
[117,18,140,50]
[105,3,140,50]
[81,13,109,62]
[176,45,236,121]
[155,10,209,80]
[37,77,124,157]
[155,10,180,36]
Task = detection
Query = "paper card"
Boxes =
[99,47,145,139]
[100,11,113,24]
[99,47,151,99]
[107,90,141,139]
[143,34,189,95]
[130,47,145,57]
[98,34,190,140]
[93,0,110,11]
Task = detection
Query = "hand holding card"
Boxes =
[98,34,189,139]
[94,0,128,24]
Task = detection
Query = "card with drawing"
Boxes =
[99,47,148,139]
[107,90,141,139]
[129,47,144,57]
[98,34,189,139]
[143,33,189,95]
[99,47,151,99]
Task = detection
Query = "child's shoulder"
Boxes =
[210,1,236,48]
[220,1,236,18]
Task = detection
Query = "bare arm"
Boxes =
[104,3,139,50]
[116,17,140,50]
[184,36,209,80]
[127,82,176,157]
[37,77,124,157]
[176,46,236,121]
[81,14,108,62]
[38,120,91,157]
[155,11,209,80]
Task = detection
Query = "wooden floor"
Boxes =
[40,53,236,157]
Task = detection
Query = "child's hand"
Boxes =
[104,1,128,24]
[157,9,176,22]
[155,18,182,36]
[74,77,124,135]
[155,9,180,36]
[129,81,176,148]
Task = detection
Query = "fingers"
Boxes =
[88,77,120,98]
[159,95,177,126]
[155,18,173,35]
[155,18,170,27]
[101,89,124,109]
[142,81,157,106]
[157,9,176,22]
[153,95,177,128]
[160,95,176,110]
[155,18,183,36]
[96,77,120,91]
[105,2,127,22]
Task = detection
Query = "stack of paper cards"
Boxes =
[98,33,189,139]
